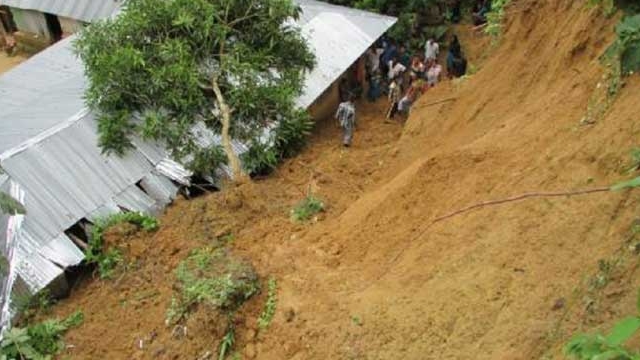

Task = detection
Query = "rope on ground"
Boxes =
[362,185,614,291]
[413,97,458,109]
[430,187,611,226]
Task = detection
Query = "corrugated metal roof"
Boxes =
[0,0,121,23]
[296,0,396,107]
[0,36,85,155]
[0,0,395,331]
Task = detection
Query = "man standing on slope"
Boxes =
[335,94,356,147]
[425,38,439,62]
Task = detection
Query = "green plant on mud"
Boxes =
[218,322,235,360]
[258,277,278,330]
[587,0,617,17]
[165,247,260,325]
[290,195,324,222]
[588,259,618,290]
[565,289,640,359]
[85,212,158,279]
[12,289,55,325]
[583,12,640,124]
[0,311,83,360]
[625,148,640,174]
[484,0,512,40]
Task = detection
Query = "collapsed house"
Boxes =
[0,0,395,330]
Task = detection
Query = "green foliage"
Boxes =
[565,289,640,359]
[587,0,617,17]
[0,192,25,216]
[85,212,159,279]
[13,289,55,324]
[324,0,454,47]
[75,0,315,177]
[484,0,512,39]
[626,148,640,174]
[612,176,640,191]
[0,311,83,360]
[257,277,278,330]
[219,325,235,360]
[241,143,278,176]
[166,247,259,325]
[187,145,227,175]
[604,14,640,76]
[588,259,616,290]
[290,195,325,222]
[241,109,313,176]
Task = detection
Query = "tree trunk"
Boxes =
[211,76,247,182]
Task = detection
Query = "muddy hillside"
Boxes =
[41,0,640,359]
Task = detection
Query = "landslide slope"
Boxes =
[250,0,640,359]
[49,0,640,359]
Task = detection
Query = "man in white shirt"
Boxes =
[425,38,439,61]
[387,58,406,81]
[366,46,384,74]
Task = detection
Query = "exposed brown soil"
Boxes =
[0,51,26,75]
[45,0,640,359]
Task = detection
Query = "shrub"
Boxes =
[258,277,278,330]
[484,0,512,39]
[0,311,83,360]
[290,195,325,222]
[605,14,640,76]
[85,212,159,279]
[12,289,55,324]
[565,289,640,359]
[165,247,260,325]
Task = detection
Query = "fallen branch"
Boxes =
[430,187,610,226]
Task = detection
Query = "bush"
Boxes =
[603,14,640,76]
[257,277,278,330]
[565,289,640,359]
[484,0,512,39]
[166,248,260,325]
[85,212,159,279]
[0,311,83,360]
[290,195,325,222]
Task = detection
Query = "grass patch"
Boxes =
[0,311,83,359]
[290,195,324,222]
[85,212,158,279]
[165,247,260,325]
[257,277,278,331]
[218,323,235,360]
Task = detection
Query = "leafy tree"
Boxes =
[75,0,315,180]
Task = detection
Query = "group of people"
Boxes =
[336,34,468,147]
